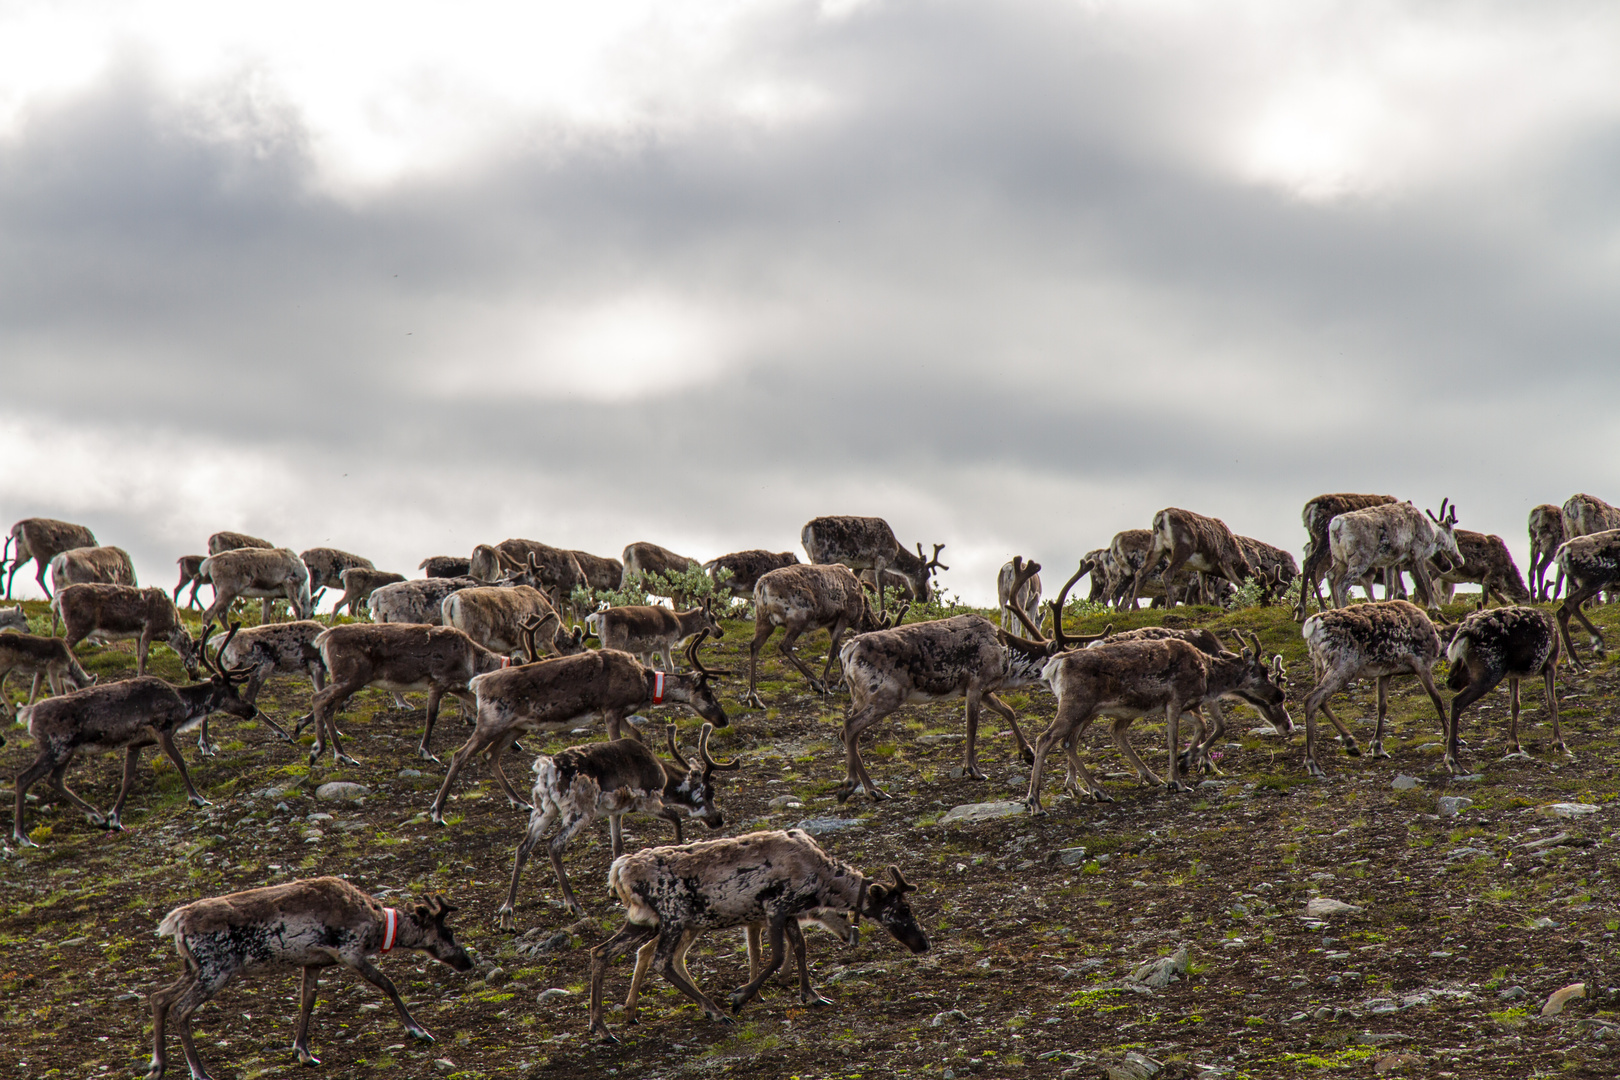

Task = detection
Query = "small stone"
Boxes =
[1391,775,1420,791]
[114,992,141,1002]
[535,931,572,954]
[793,817,864,836]
[1059,846,1089,866]
[1542,982,1585,1017]
[766,795,803,809]
[1540,802,1600,818]
[315,781,370,802]
[1284,1011,1307,1023]
[1102,1051,1164,1080]
[397,768,424,779]
[1305,897,1362,918]
[1532,917,1557,930]
[939,801,1025,825]
[537,987,571,1003]
[59,936,89,948]
[433,1059,456,1074]
[1127,945,1189,989]
[1374,1053,1421,1074]
[1498,985,1527,1000]
[1452,773,1485,783]
[485,966,507,986]
[930,1009,968,1026]
[1437,796,1472,817]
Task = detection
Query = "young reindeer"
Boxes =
[335,567,405,618]
[1299,600,1448,777]
[148,877,473,1080]
[1445,605,1566,774]
[1554,529,1620,668]
[1425,529,1531,609]
[173,556,211,610]
[52,583,200,678]
[588,829,929,1042]
[801,515,946,619]
[1528,504,1566,602]
[1128,508,1255,609]
[585,597,725,671]
[996,557,1042,631]
[419,555,471,578]
[745,563,894,708]
[11,624,253,845]
[0,632,96,723]
[498,723,740,925]
[429,632,730,823]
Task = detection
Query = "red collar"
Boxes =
[652,670,666,705]
[381,908,399,953]
[499,655,512,668]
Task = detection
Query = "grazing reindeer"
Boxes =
[588,829,929,1041]
[206,619,330,747]
[429,632,729,823]
[1106,531,1205,608]
[442,579,563,658]
[1077,548,1112,603]
[199,547,313,626]
[4,517,97,599]
[367,576,480,625]
[48,545,137,591]
[801,516,946,618]
[1,604,27,631]
[1235,536,1298,606]
[705,550,800,601]
[173,556,211,610]
[499,723,739,924]
[1528,504,1566,601]
[299,547,375,599]
[148,878,473,1080]
[0,633,96,722]
[1561,492,1620,539]
[306,622,511,765]
[469,540,587,604]
[1554,529,1620,668]
[1296,493,1398,620]
[335,567,405,617]
[836,559,1106,802]
[997,558,1042,631]
[1299,600,1448,777]
[1128,508,1254,609]
[1326,500,1461,610]
[1426,529,1530,608]
[11,624,252,845]
[51,583,199,678]
[622,541,701,582]
[1025,630,1289,811]
[570,549,625,592]
[206,530,274,555]
[419,555,471,578]
[1445,605,1566,774]
[745,563,893,707]
[585,598,725,671]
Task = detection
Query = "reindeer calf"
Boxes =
[586,599,724,671]
[1446,605,1566,773]
[0,632,96,725]
[148,877,473,1080]
[336,568,405,618]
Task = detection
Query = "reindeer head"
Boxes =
[857,866,930,955]
[659,630,730,727]
[407,895,475,972]
[197,622,258,719]
[663,722,741,830]
[1426,499,1463,572]
[697,596,725,640]
[1223,630,1293,734]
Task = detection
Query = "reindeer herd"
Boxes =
[2,496,1619,1075]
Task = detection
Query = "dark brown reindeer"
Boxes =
[1234,535,1298,606]
[705,549,800,601]
[1128,508,1254,609]
[470,540,587,604]
[801,515,946,618]
[1445,605,1566,774]
[148,878,473,1080]
[419,555,472,578]
[173,556,211,610]
[1561,492,1620,540]
[1295,493,1398,619]
[3,517,97,599]
[1426,529,1530,609]
[51,583,200,678]
[299,547,375,599]
[1527,504,1565,601]
[429,632,730,823]
[569,549,625,592]
[744,563,894,708]
[0,632,96,723]
[1554,529,1620,668]
[586,597,725,671]
[11,624,253,846]
[499,723,739,923]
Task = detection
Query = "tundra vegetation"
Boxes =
[3,594,1620,1080]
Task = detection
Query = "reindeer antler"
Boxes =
[1003,557,1048,641]
[665,724,692,769]
[921,542,949,572]
[684,629,733,678]
[698,723,741,773]
[888,865,916,893]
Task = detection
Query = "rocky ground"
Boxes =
[3,596,1619,1080]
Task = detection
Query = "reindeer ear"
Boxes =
[865,883,889,906]
[414,904,433,922]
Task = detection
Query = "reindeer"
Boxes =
[1024,630,1289,812]
[705,550,800,601]
[1077,548,1112,603]
[367,576,481,625]
[3,517,97,599]
[147,878,473,1080]
[1295,493,1398,619]
[469,540,587,606]
[0,632,96,722]
[199,547,312,626]
[745,563,894,707]
[997,558,1042,631]
[1426,529,1530,609]
[569,549,624,592]
[442,580,564,658]
[299,547,375,600]
[51,583,199,678]
[1235,535,1298,606]
[1127,509,1254,609]
[0,604,25,631]
[857,566,925,601]
[1561,493,1620,539]
[801,516,945,619]
[173,556,211,610]
[1528,504,1566,601]
[429,632,729,823]
[586,598,724,672]
[587,829,929,1041]
[202,619,331,749]
[48,545,137,592]
[335,568,405,617]
[1326,500,1461,610]
[1105,531,1205,609]
[11,624,252,845]
[1554,529,1620,668]
[499,723,739,923]
[419,555,471,578]
[206,530,274,555]
[1298,600,1448,777]
[1445,605,1565,774]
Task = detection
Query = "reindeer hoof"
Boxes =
[1164,781,1193,794]
[105,814,125,831]
[834,786,855,805]
[197,744,217,758]
[595,1028,621,1045]
[188,796,212,809]
[1306,760,1328,780]
[804,992,833,1007]
[294,1047,320,1066]
[408,1027,435,1044]
[744,693,765,710]
[337,754,361,768]
[12,833,37,848]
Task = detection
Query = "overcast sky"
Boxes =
[3,0,1618,604]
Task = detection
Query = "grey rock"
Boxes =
[1498,985,1527,1000]
[1059,846,1089,866]
[1127,945,1189,989]
[397,768,425,779]
[1102,1051,1164,1080]
[940,801,1025,825]
[485,966,507,986]
[767,795,803,810]
[315,781,370,802]
[794,817,864,836]
[1391,775,1420,791]
[433,1060,456,1074]
[1305,897,1361,918]
[1437,796,1473,817]
[1532,917,1557,929]
[1540,802,1600,818]
[537,987,571,1003]
[930,1009,969,1026]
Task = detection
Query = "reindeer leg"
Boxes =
[489,730,530,808]
[727,916,788,1014]
[625,931,677,1025]
[1544,666,1570,758]
[963,688,986,780]
[148,965,202,1079]
[1570,594,1607,661]
[171,968,231,1080]
[156,731,211,809]
[1502,677,1528,759]
[351,957,435,1044]
[498,809,550,932]
[430,727,501,824]
[983,691,1035,764]
[787,920,832,1006]
[292,965,322,1065]
[837,694,897,804]
[590,922,660,1042]
[1109,716,1161,787]
[820,619,850,692]
[47,758,109,829]
[1162,703,1191,792]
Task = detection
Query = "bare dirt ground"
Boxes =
[3,597,1619,1080]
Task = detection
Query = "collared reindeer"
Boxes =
[4,517,97,599]
[207,530,274,555]
[587,829,929,1041]
[585,598,724,671]
[745,563,893,707]
[299,547,375,600]
[173,556,211,610]
[498,723,739,924]
[705,550,800,601]
[147,878,473,1080]
[1527,504,1566,601]
[49,545,137,591]
[429,632,729,823]
[367,576,481,625]
[335,568,405,618]
[199,547,313,626]
[1295,493,1398,620]
[801,516,946,618]
[1299,600,1448,777]
[1128,508,1254,609]
[1326,500,1462,609]
[1445,605,1566,774]
[11,624,253,845]
[0,632,96,722]
[997,558,1042,631]
[1554,529,1620,668]
[52,583,199,678]
[1426,529,1530,609]
[419,555,471,578]
[836,559,1107,802]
